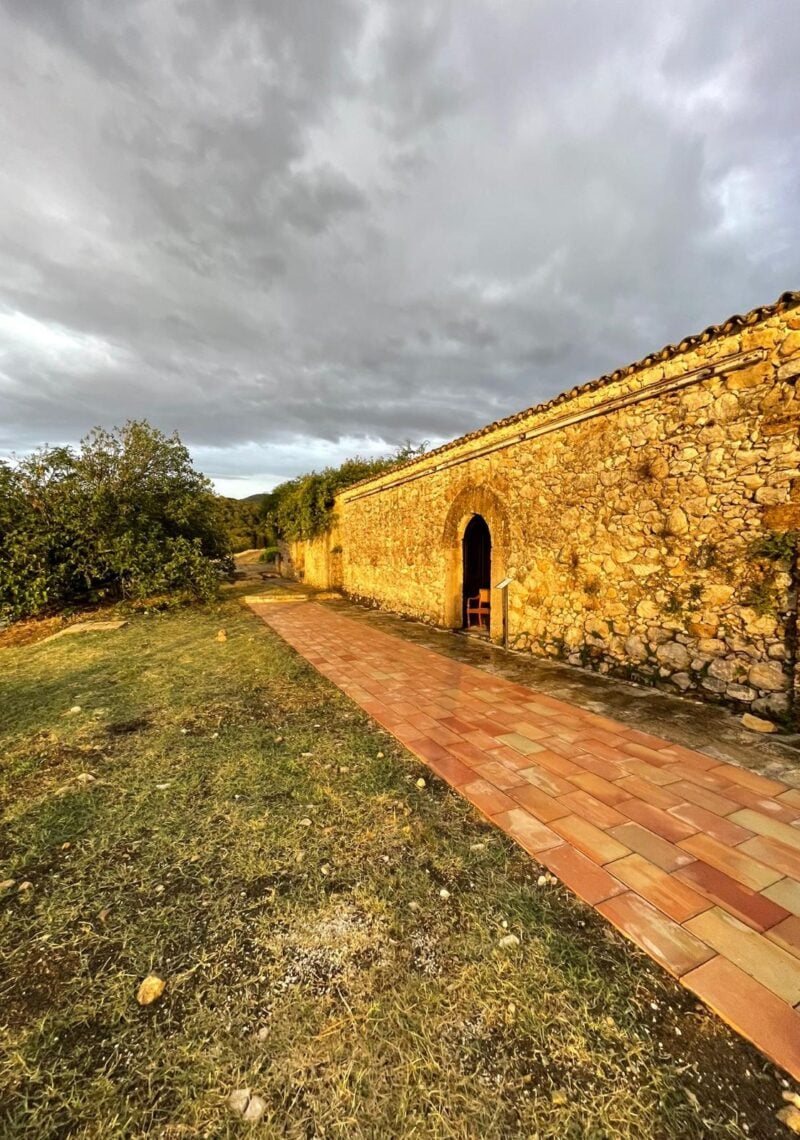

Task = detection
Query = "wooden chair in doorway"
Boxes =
[466,588,490,630]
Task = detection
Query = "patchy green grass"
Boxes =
[0,590,789,1138]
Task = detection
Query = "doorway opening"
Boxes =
[462,514,491,630]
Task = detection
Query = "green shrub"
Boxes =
[0,421,232,621]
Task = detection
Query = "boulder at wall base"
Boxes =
[624,634,648,662]
[748,662,789,692]
[741,712,777,734]
[655,641,691,671]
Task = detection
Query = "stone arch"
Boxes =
[442,483,511,638]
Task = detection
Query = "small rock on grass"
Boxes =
[228,1089,251,1115]
[778,1105,800,1134]
[76,772,96,784]
[243,1095,266,1123]
[136,975,166,1005]
[498,934,520,950]
[0,879,16,891]
[438,888,450,900]
[229,1089,266,1123]
[415,778,426,789]
[216,629,227,642]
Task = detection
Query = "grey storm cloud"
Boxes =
[0,0,798,492]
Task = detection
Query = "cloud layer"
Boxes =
[1,0,798,493]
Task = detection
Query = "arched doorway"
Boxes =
[462,514,491,628]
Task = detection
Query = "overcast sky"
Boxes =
[1,1,798,496]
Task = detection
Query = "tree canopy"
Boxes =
[0,421,232,621]
[263,442,427,542]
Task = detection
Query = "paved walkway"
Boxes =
[249,598,800,1080]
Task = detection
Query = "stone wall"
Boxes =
[293,296,800,729]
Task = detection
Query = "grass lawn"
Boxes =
[0,588,790,1138]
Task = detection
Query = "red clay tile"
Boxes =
[684,908,800,1004]
[708,764,786,797]
[661,765,734,791]
[493,807,563,855]
[614,775,682,810]
[569,771,629,805]
[497,732,546,756]
[392,722,427,744]
[624,729,673,751]
[606,854,711,922]
[683,956,800,1080]
[516,765,574,798]
[739,836,800,881]
[558,790,626,830]
[621,759,680,787]
[674,860,789,932]
[576,738,628,764]
[667,780,741,817]
[510,783,571,823]
[460,779,517,818]
[657,744,717,769]
[449,739,497,767]
[532,749,583,778]
[426,724,464,747]
[728,809,800,853]
[616,799,698,844]
[597,892,714,977]
[678,834,782,891]
[413,737,458,764]
[551,815,630,865]
[763,878,800,916]
[609,822,695,872]
[776,789,800,810]
[573,753,625,782]
[721,785,800,822]
[473,759,527,790]
[540,844,627,905]
[767,916,800,960]
[669,803,753,846]
[620,741,673,766]
[425,752,477,788]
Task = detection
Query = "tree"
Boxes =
[264,441,429,542]
[0,421,232,621]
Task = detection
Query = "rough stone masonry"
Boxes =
[290,292,800,731]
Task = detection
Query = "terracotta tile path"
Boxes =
[249,599,800,1080]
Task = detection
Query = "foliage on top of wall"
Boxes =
[265,442,428,541]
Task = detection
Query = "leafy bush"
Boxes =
[0,421,232,621]
[266,442,427,541]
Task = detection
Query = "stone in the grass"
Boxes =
[439,888,450,900]
[498,934,520,949]
[778,1105,800,1134]
[216,629,227,642]
[416,778,426,789]
[228,1088,251,1116]
[243,1095,267,1123]
[136,975,166,1005]
[0,879,15,891]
